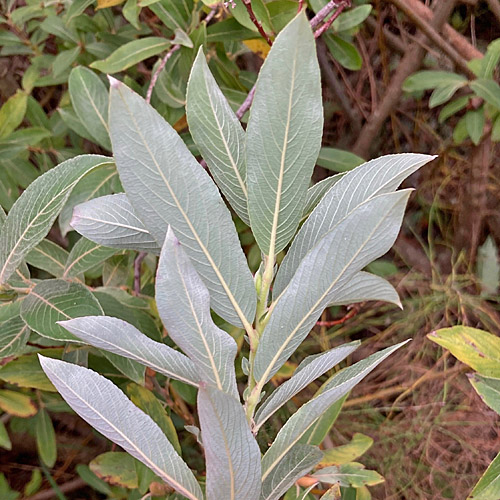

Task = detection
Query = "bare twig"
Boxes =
[236,85,256,119]
[241,0,273,46]
[28,478,87,500]
[313,1,348,38]
[146,44,180,104]
[315,306,358,327]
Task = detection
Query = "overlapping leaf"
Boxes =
[39,356,203,500]
[156,229,238,397]
[246,12,323,256]
[0,155,112,285]
[254,191,412,384]
[108,78,256,327]
[63,237,117,278]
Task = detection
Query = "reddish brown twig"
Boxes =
[241,0,273,46]
[133,251,147,295]
[146,44,180,104]
[316,306,358,327]
[314,1,348,39]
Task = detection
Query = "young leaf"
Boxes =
[59,316,200,386]
[260,444,323,500]
[71,194,160,254]
[90,38,170,74]
[69,67,111,149]
[246,12,323,256]
[39,356,203,500]
[255,191,412,384]
[274,153,433,297]
[260,342,407,482]
[186,48,249,224]
[198,386,261,500]
[156,228,238,397]
[63,237,116,278]
[254,341,360,430]
[109,79,256,328]
[470,79,500,110]
[0,155,112,285]
[21,280,104,342]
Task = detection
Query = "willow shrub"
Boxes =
[0,12,434,500]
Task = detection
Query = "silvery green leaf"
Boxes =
[254,342,360,431]
[156,228,238,397]
[274,153,434,297]
[260,444,323,500]
[71,194,161,254]
[68,67,111,150]
[198,386,261,500]
[302,174,344,221]
[186,48,249,224]
[21,279,104,342]
[254,191,412,384]
[327,271,401,308]
[59,162,118,237]
[59,316,199,387]
[0,302,30,357]
[0,155,112,285]
[109,79,256,329]
[39,356,203,500]
[25,239,69,278]
[246,12,323,256]
[261,342,407,482]
[63,237,117,278]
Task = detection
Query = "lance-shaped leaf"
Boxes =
[21,279,104,342]
[39,356,203,500]
[260,444,323,500]
[274,153,434,297]
[468,450,500,499]
[198,386,261,500]
[246,12,323,256]
[109,78,256,329]
[156,229,238,397]
[302,174,345,221]
[71,194,161,254]
[59,316,200,387]
[261,342,407,482]
[63,237,117,278]
[254,342,360,431]
[327,271,401,308]
[0,155,112,285]
[254,191,412,384]
[187,48,249,224]
[69,67,111,150]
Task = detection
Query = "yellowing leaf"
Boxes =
[0,389,37,417]
[243,39,271,59]
[428,326,500,378]
[96,0,125,9]
[90,452,139,489]
[321,433,373,466]
[0,90,28,139]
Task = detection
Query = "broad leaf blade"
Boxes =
[156,229,238,397]
[260,444,323,500]
[187,48,249,224]
[21,279,104,342]
[261,342,407,482]
[198,386,261,500]
[246,12,323,255]
[274,153,434,297]
[39,356,203,500]
[59,316,200,386]
[255,191,412,384]
[71,194,161,254]
[109,79,256,328]
[25,239,69,278]
[69,67,111,149]
[0,302,30,357]
[0,155,112,285]
[254,342,360,430]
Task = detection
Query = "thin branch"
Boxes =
[133,251,147,295]
[313,1,348,38]
[236,85,256,120]
[146,44,180,104]
[241,0,273,46]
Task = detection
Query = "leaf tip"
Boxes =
[108,75,121,88]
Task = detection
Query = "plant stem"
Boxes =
[241,0,273,46]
